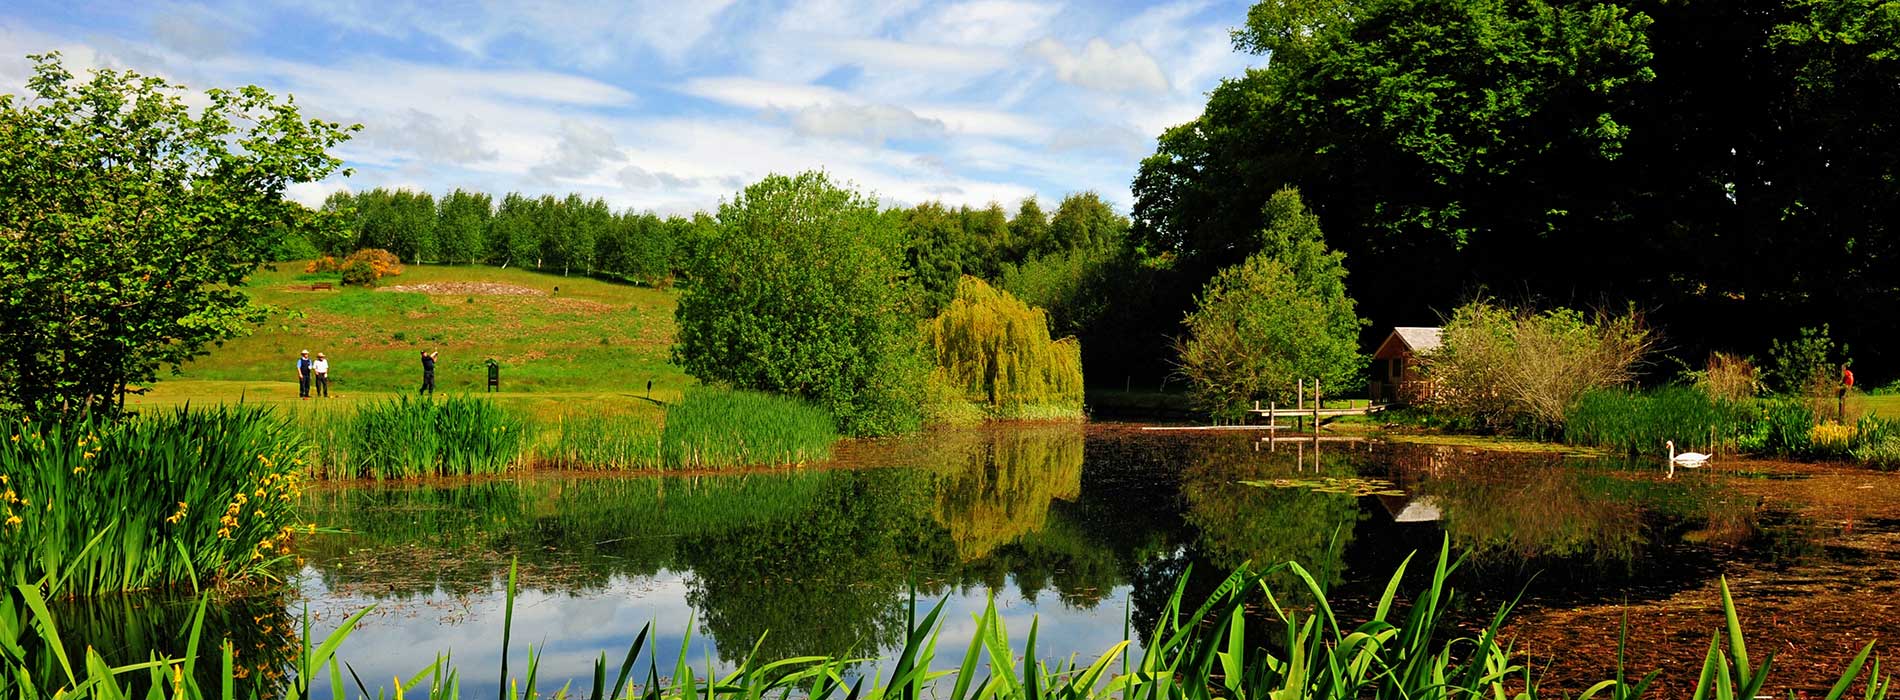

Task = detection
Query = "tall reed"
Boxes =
[658,388,836,469]
[315,395,530,479]
[4,544,1889,699]
[544,413,663,470]
[0,406,309,595]
[1564,387,1754,455]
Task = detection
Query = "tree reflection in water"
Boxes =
[273,428,1818,682]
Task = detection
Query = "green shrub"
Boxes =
[338,258,377,287]
[1738,400,1817,457]
[921,276,1084,422]
[315,395,529,478]
[1767,324,1848,396]
[674,171,927,437]
[659,388,837,469]
[1564,387,1753,456]
[1426,301,1652,434]
[0,406,308,595]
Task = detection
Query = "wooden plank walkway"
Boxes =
[1248,404,1387,419]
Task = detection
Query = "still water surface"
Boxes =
[68,424,1900,696]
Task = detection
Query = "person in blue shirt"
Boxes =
[296,350,313,399]
[420,350,438,396]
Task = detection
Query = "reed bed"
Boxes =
[658,388,837,469]
[543,413,664,470]
[0,406,308,595]
[312,395,531,479]
[4,543,1889,699]
[1564,387,1754,456]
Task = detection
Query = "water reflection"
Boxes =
[71,426,1886,696]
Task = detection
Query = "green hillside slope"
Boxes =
[130,263,691,421]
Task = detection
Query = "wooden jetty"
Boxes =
[1247,378,1387,430]
[1139,378,1387,432]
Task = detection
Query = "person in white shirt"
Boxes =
[312,352,331,398]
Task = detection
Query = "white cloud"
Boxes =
[779,102,946,145]
[530,120,628,182]
[356,110,498,165]
[912,0,1063,47]
[1030,37,1172,94]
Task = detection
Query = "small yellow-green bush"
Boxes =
[921,276,1083,421]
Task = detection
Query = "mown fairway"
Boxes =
[129,264,690,422]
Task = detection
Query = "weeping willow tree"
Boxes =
[922,276,1085,421]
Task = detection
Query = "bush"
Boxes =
[673,172,927,437]
[1564,387,1753,456]
[1174,189,1364,421]
[305,255,340,274]
[0,406,308,595]
[343,248,404,278]
[1425,301,1651,433]
[339,259,377,287]
[1767,325,1847,397]
[921,277,1084,422]
[1692,352,1760,403]
[1738,400,1817,457]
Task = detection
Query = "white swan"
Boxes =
[1666,440,1711,468]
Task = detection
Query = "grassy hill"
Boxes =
[130,263,692,422]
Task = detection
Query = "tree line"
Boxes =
[305,188,705,284]
[1133,0,1900,380]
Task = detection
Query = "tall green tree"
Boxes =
[674,171,928,436]
[487,192,534,267]
[352,188,437,262]
[1174,189,1364,421]
[903,202,975,312]
[0,52,357,414]
[1009,198,1050,262]
[1046,193,1127,256]
[435,188,491,265]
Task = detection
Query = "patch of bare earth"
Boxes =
[377,282,545,296]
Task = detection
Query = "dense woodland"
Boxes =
[1133,0,1900,380]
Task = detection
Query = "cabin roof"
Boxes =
[1392,327,1443,353]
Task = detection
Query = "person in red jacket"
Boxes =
[1839,363,1855,420]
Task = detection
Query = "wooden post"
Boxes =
[1313,378,1321,433]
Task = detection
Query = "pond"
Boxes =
[64,424,1899,697]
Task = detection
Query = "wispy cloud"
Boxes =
[0,0,1257,213]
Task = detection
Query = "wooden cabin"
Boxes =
[1369,326,1441,404]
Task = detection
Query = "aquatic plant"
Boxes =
[1564,387,1754,456]
[544,412,664,470]
[6,544,1890,699]
[921,276,1084,423]
[0,406,308,595]
[314,395,530,479]
[658,388,837,469]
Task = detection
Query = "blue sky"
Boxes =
[1,1,1259,215]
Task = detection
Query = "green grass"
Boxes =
[306,395,531,479]
[127,262,691,425]
[6,543,1890,700]
[0,406,308,595]
[544,411,664,470]
[659,388,837,469]
[1564,387,1755,456]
